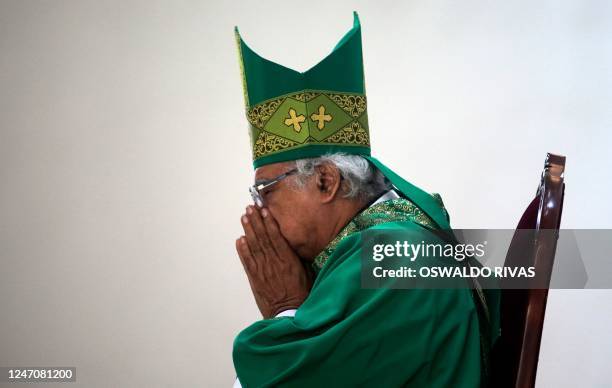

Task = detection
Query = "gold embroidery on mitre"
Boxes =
[246,90,370,161]
[253,132,297,158]
[247,98,283,129]
[323,121,369,146]
[311,105,332,130]
[246,91,366,130]
[328,93,367,118]
[284,108,306,132]
[293,92,318,102]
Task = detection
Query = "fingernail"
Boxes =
[261,208,268,218]
[241,215,248,224]
[246,206,253,215]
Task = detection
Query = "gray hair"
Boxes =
[291,153,391,202]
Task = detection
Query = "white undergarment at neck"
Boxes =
[370,188,400,207]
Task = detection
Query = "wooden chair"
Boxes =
[489,153,566,388]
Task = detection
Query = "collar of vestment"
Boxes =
[311,190,448,272]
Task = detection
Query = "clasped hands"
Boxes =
[236,205,313,319]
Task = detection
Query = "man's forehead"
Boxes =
[254,162,293,182]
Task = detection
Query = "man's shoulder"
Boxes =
[311,201,451,276]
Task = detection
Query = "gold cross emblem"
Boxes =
[311,105,332,130]
[284,108,306,132]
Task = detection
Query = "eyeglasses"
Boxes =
[249,168,298,207]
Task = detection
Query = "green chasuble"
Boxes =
[233,195,501,387]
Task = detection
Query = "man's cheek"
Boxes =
[268,212,286,233]
[276,219,292,239]
[277,219,299,243]
[273,208,293,229]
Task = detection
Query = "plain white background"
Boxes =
[1,0,611,387]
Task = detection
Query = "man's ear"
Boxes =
[315,163,342,203]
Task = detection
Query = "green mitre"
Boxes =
[234,11,454,233]
[235,11,370,168]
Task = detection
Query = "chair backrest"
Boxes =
[490,153,566,388]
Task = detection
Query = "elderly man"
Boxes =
[232,12,499,388]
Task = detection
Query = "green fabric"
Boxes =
[235,12,365,107]
[364,156,453,233]
[245,90,370,164]
[233,198,501,387]
[235,12,370,167]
